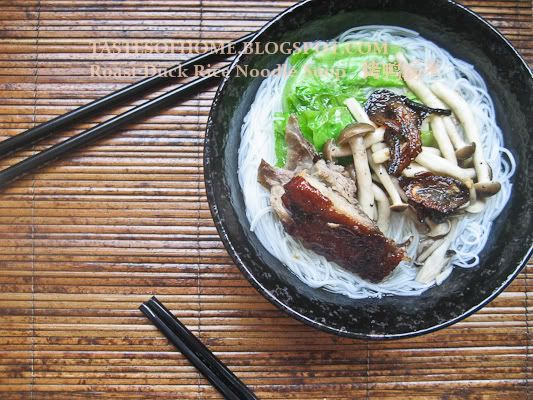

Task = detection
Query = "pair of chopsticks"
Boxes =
[0,32,255,187]
[140,297,258,400]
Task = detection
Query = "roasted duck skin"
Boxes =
[257,113,405,282]
[281,174,406,282]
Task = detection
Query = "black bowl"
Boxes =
[204,0,532,339]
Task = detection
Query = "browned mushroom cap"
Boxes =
[399,174,470,221]
[472,164,500,197]
[323,139,352,162]
[455,142,476,160]
[474,181,501,196]
[390,203,409,212]
[337,122,375,145]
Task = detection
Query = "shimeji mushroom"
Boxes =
[372,183,391,233]
[461,157,474,168]
[364,127,385,148]
[322,127,385,161]
[415,151,474,188]
[416,237,445,263]
[342,97,384,218]
[344,97,376,126]
[395,53,456,163]
[465,185,486,213]
[369,143,408,211]
[422,146,442,156]
[396,53,475,162]
[370,146,443,165]
[429,116,457,164]
[404,207,431,234]
[425,218,451,239]
[323,139,352,161]
[402,163,430,177]
[466,199,486,213]
[416,221,457,284]
[372,147,476,184]
[431,82,501,197]
[473,180,501,196]
[442,118,476,160]
[371,146,391,164]
[323,128,386,162]
[337,122,376,218]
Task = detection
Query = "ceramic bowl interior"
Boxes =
[204,0,532,339]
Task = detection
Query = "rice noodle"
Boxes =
[237,26,515,299]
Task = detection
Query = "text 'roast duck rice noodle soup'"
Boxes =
[237,26,516,299]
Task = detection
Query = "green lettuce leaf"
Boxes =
[275,41,408,165]
[299,107,354,150]
[273,113,289,167]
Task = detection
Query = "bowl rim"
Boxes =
[204,0,533,339]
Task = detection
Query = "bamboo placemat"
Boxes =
[0,1,531,398]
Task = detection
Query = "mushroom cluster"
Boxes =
[320,54,501,284]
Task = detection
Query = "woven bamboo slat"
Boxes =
[0,0,531,398]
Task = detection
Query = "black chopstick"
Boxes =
[139,305,241,400]
[140,297,258,400]
[0,32,254,157]
[0,66,229,187]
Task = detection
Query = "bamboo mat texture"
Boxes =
[0,0,531,398]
